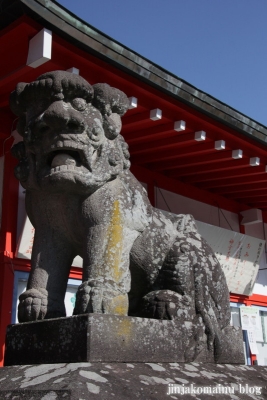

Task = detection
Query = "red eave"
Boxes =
[1,16,267,218]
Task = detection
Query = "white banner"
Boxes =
[196,222,265,296]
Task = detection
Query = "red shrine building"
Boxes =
[1,0,267,366]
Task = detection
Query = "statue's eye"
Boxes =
[72,98,87,111]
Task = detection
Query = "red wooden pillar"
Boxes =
[0,150,19,366]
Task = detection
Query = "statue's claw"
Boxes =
[73,281,128,316]
[141,290,192,321]
[18,288,48,322]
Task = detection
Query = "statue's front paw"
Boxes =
[18,288,48,322]
[141,290,192,320]
[73,281,128,316]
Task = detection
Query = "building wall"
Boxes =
[155,187,240,232]
[245,223,267,296]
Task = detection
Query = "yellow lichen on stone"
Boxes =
[116,317,133,343]
[106,294,128,316]
[105,200,123,284]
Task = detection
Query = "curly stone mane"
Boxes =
[10,71,131,187]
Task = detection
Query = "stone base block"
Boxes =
[0,362,267,399]
[4,314,244,366]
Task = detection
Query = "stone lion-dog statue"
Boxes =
[10,71,237,362]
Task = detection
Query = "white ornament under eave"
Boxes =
[27,28,52,68]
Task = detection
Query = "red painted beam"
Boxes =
[121,111,162,132]
[130,135,215,158]
[124,122,179,146]
[229,195,267,204]
[214,182,267,195]
[246,200,267,206]
[0,66,32,89]
[198,173,267,190]
[230,293,267,307]
[166,158,250,178]
[0,15,39,42]
[69,267,83,280]
[184,165,266,185]
[233,195,267,208]
[226,191,267,200]
[131,132,201,165]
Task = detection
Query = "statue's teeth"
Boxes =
[51,153,77,168]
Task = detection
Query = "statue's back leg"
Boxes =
[140,238,196,320]
[138,214,231,362]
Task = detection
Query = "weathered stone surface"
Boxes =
[0,362,266,399]
[4,315,244,366]
[10,71,235,362]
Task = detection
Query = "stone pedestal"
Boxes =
[4,314,244,365]
[2,315,266,399]
[0,362,267,399]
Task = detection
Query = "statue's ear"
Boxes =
[92,83,130,117]
[108,87,130,116]
[16,114,27,137]
[9,82,27,116]
[103,113,122,140]
[11,141,26,160]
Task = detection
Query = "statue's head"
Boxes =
[10,71,130,193]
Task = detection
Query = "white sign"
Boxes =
[240,306,263,342]
[196,222,265,296]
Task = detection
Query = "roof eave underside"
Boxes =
[3,0,267,144]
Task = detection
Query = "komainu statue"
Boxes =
[11,71,234,362]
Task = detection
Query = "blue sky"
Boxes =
[56,0,267,126]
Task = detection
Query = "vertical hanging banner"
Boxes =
[196,221,265,296]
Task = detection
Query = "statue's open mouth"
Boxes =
[37,146,93,179]
[36,143,111,190]
[49,150,82,169]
